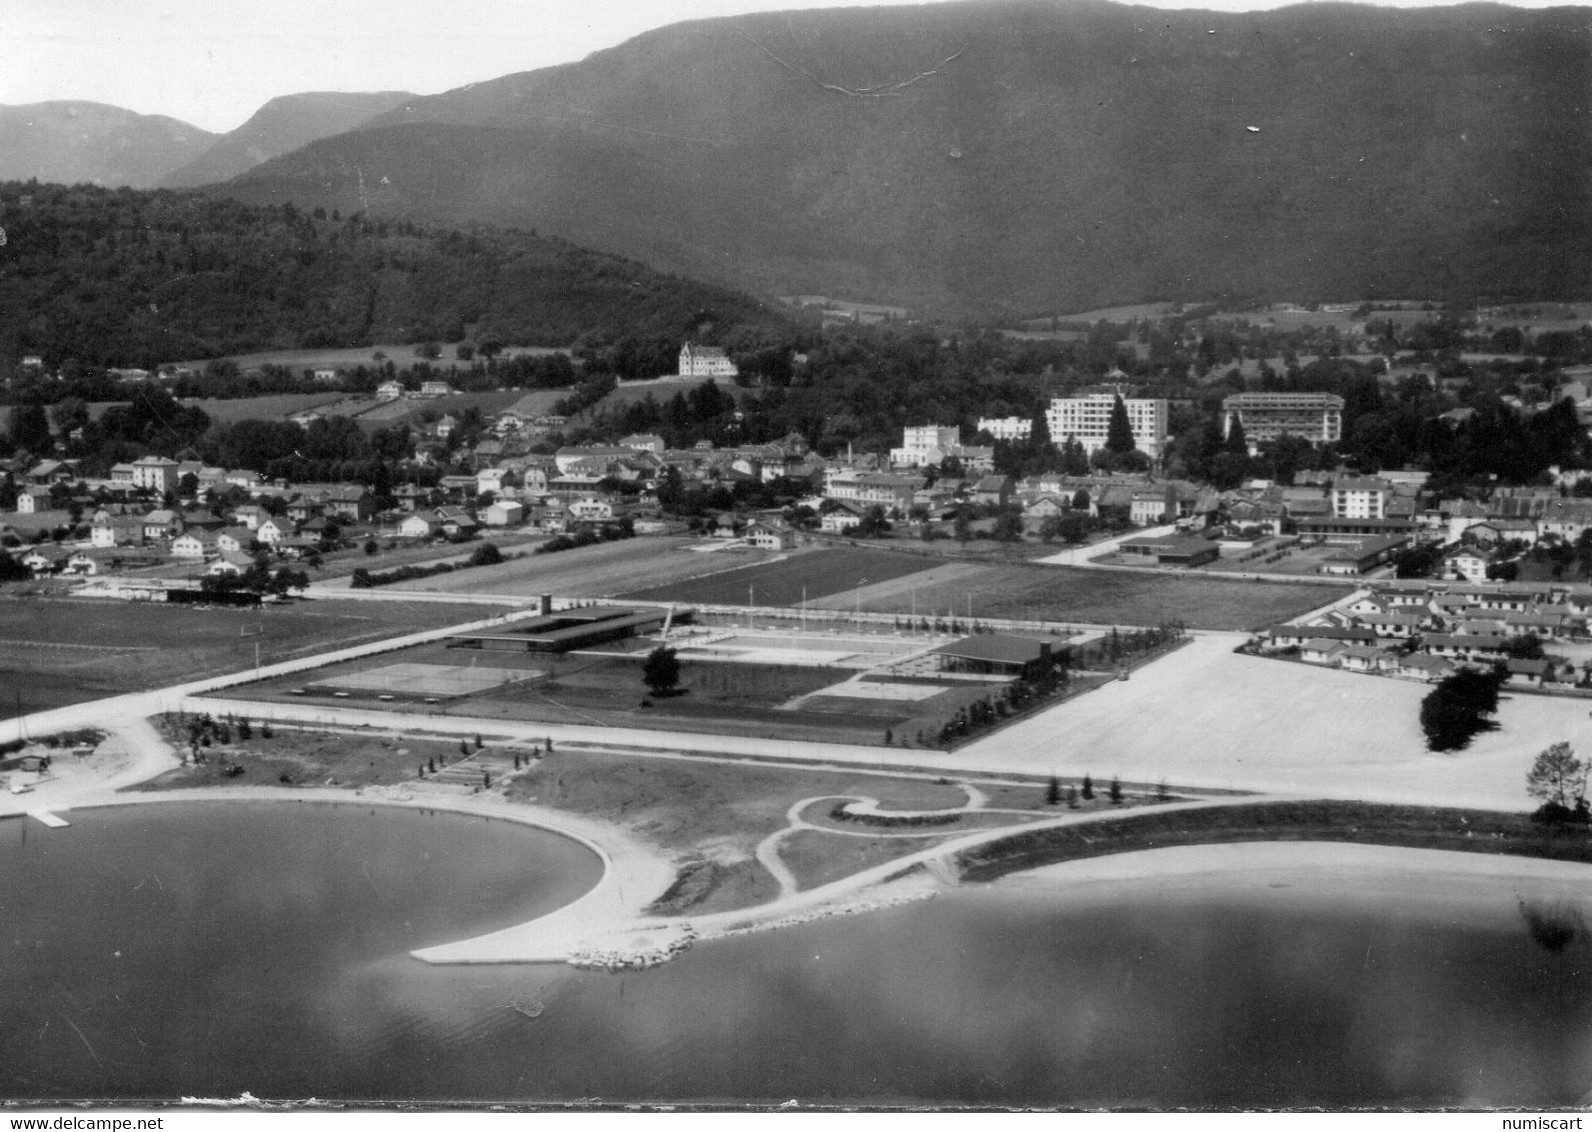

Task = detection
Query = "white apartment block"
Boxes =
[891,424,962,467]
[1045,395,1168,459]
[130,456,180,494]
[678,343,738,378]
[1222,392,1344,448]
[1331,478,1389,519]
[977,416,1032,442]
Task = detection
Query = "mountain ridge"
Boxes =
[217,0,1592,316]
[159,91,417,188]
[0,101,217,188]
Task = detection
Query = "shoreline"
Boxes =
[993,841,1592,926]
[10,783,1592,969]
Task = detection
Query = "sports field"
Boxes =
[809,562,1347,631]
[622,546,941,607]
[0,596,517,718]
[668,626,934,669]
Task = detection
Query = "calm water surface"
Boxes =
[3,803,1590,1107]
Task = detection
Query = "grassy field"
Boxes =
[0,596,516,718]
[955,800,1592,882]
[504,751,1056,915]
[177,392,347,425]
[622,546,943,607]
[376,536,728,597]
[803,561,1344,630]
[132,717,466,791]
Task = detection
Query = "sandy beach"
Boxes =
[996,840,1592,926]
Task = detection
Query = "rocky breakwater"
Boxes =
[568,922,698,971]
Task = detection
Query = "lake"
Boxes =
[2,802,1589,1107]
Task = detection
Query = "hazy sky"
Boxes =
[2,0,1579,132]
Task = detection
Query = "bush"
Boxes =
[1530,799,1591,827]
[469,542,504,567]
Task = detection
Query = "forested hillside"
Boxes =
[0,182,791,371]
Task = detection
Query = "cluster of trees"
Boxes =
[1420,668,1504,751]
[199,558,309,596]
[535,519,635,555]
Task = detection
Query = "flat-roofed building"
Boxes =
[1118,535,1221,567]
[930,634,1061,679]
[1045,394,1168,459]
[1222,392,1344,449]
[1332,477,1391,519]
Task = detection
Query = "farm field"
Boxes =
[178,392,346,425]
[173,344,569,372]
[807,562,1348,631]
[306,531,549,583]
[374,536,738,597]
[621,546,943,607]
[0,596,516,718]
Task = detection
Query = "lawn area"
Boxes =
[810,562,1347,630]
[621,545,942,607]
[504,751,1051,915]
[0,595,517,718]
[131,717,467,791]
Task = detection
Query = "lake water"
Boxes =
[3,803,1590,1108]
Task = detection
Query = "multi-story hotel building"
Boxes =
[1222,392,1345,449]
[1045,395,1168,459]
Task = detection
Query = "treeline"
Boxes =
[0,181,792,370]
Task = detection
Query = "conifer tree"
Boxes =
[1104,396,1137,454]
